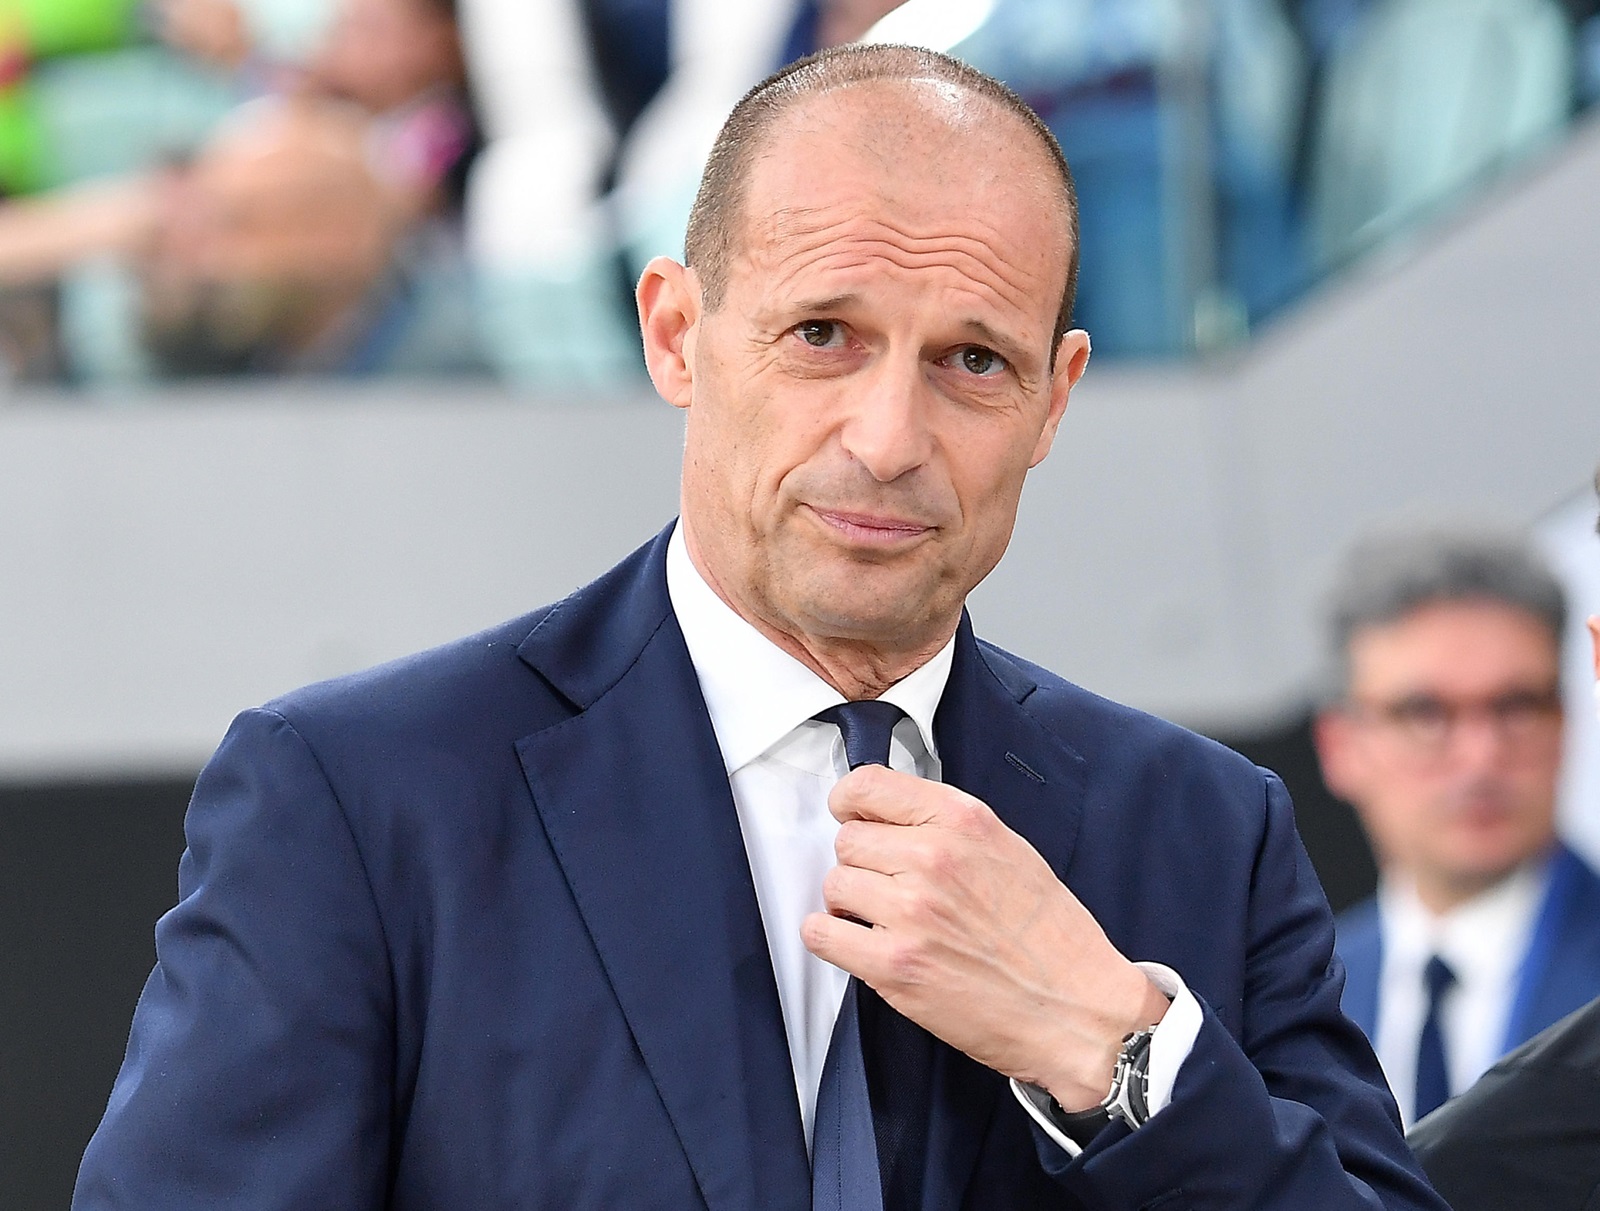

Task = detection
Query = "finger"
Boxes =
[829,766,995,840]
[833,818,920,875]
[800,909,882,980]
[827,764,940,825]
[821,862,899,926]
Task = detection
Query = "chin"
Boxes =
[798,591,937,645]
[805,605,927,645]
[1446,847,1541,887]
[786,571,943,637]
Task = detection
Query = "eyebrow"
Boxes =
[789,292,862,316]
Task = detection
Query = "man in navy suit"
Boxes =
[75,45,1445,1209]
[1315,528,1600,1127]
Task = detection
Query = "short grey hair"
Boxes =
[1324,527,1567,697]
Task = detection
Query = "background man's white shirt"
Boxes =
[1372,860,1548,1127]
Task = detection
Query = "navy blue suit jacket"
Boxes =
[1337,844,1600,1056]
[76,527,1445,1209]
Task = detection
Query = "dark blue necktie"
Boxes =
[815,701,904,776]
[811,702,932,1211]
[1414,954,1457,1121]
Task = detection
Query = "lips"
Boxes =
[809,506,934,545]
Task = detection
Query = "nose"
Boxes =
[1445,710,1515,772]
[837,354,935,483]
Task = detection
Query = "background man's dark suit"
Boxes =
[75,528,1443,1209]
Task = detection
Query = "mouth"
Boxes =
[1441,789,1521,832]
[808,506,935,547]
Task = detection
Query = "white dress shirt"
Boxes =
[664,524,1201,1157]
[1372,860,1549,1127]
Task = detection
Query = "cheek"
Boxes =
[681,412,742,529]
[687,402,797,535]
[949,443,1031,538]
[1362,796,1428,852]
[752,403,852,513]
[1350,764,1436,843]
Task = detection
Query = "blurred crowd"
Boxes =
[0,0,1594,387]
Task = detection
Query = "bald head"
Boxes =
[684,44,1080,352]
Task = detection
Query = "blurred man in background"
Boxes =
[1315,528,1600,1126]
[1405,473,1600,1210]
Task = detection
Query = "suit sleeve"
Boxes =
[1038,772,1450,1209]
[73,708,394,1210]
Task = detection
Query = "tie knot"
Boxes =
[815,701,907,770]
[1424,955,1457,1002]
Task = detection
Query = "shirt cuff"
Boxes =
[1010,961,1203,1158]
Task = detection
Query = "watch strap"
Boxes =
[1045,1027,1155,1147]
[1047,1101,1114,1148]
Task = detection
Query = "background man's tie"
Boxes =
[811,702,933,1211]
[1413,954,1457,1121]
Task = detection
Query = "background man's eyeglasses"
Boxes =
[1347,687,1563,755]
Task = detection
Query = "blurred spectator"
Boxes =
[1403,474,1600,1211]
[610,0,905,273]
[873,0,1307,356]
[460,0,902,390]
[0,0,246,199]
[460,0,777,390]
[138,101,399,375]
[1313,529,1600,1127]
[152,0,336,70]
[1307,0,1575,272]
[153,0,256,69]
[0,0,481,380]
[137,0,480,376]
[0,0,149,194]
[136,96,473,376]
[871,0,1595,356]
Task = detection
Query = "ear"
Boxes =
[1589,615,1600,681]
[1312,708,1365,803]
[1029,328,1091,468]
[637,256,700,410]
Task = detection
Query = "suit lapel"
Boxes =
[1507,845,1600,1047]
[1335,905,1383,1039]
[514,530,809,1211]
[920,616,1091,1209]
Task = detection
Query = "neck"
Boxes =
[1409,858,1541,917]
[1413,874,1493,917]
[767,630,952,700]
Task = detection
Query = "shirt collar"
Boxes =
[1378,855,1552,986]
[665,521,954,775]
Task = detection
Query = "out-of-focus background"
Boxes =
[2,0,1599,1202]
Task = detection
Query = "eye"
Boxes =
[1389,697,1449,729]
[955,345,1006,377]
[795,320,843,348]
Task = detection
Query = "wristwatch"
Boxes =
[1049,1027,1154,1147]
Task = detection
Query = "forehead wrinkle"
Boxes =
[753,218,1058,341]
